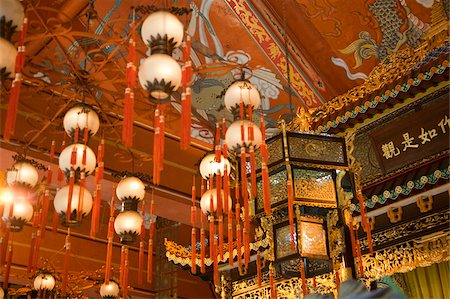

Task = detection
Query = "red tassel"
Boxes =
[269,264,277,299]
[74,126,80,143]
[61,233,71,297]
[223,169,230,213]
[105,236,113,283]
[218,216,224,261]
[256,251,262,287]
[213,238,219,285]
[262,162,271,215]
[153,108,161,185]
[123,248,129,299]
[227,218,233,266]
[313,276,317,288]
[3,74,22,141]
[216,174,222,216]
[122,89,134,148]
[249,146,257,198]
[300,259,307,296]
[355,238,364,278]
[287,179,296,251]
[147,239,153,283]
[138,241,144,286]
[159,105,166,171]
[77,172,86,221]
[240,148,250,268]
[209,215,215,258]
[236,221,242,271]
[27,233,36,273]
[180,88,192,149]
[2,245,13,290]
[66,171,75,222]
[120,246,126,286]
[52,210,59,232]
[200,228,206,273]
[191,227,196,274]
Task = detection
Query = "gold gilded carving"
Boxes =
[289,138,345,164]
[232,272,336,298]
[294,169,337,208]
[286,107,312,132]
[417,195,433,213]
[387,206,403,223]
[359,234,450,281]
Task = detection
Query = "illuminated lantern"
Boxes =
[33,271,56,291]
[199,153,231,179]
[0,38,16,79]
[114,210,143,244]
[0,0,24,37]
[100,281,120,298]
[200,188,232,215]
[53,184,93,226]
[2,195,33,232]
[6,161,39,188]
[225,120,262,152]
[58,143,97,176]
[140,10,184,55]
[224,80,261,114]
[63,104,100,138]
[116,176,146,203]
[138,54,182,103]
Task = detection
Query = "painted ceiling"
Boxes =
[0,0,438,194]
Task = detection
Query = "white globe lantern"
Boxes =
[116,177,146,202]
[53,184,93,225]
[138,54,182,102]
[114,210,143,244]
[224,80,261,113]
[63,105,100,138]
[199,153,231,179]
[33,272,56,291]
[2,195,33,232]
[225,120,262,152]
[0,0,24,39]
[58,143,97,176]
[200,188,232,215]
[0,38,17,79]
[100,281,120,298]
[6,161,39,188]
[141,10,184,54]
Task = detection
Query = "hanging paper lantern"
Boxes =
[0,38,17,79]
[138,54,182,103]
[140,10,184,55]
[100,280,120,298]
[224,80,261,113]
[200,188,232,215]
[6,161,39,188]
[114,210,143,244]
[225,120,262,152]
[116,177,146,203]
[63,104,100,139]
[33,271,56,291]
[199,153,231,179]
[58,143,97,176]
[53,184,93,225]
[2,195,33,232]
[0,0,24,40]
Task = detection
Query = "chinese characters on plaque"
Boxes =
[370,97,449,173]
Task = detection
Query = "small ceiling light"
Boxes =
[225,120,262,152]
[58,144,97,177]
[114,210,143,244]
[140,10,184,55]
[2,195,33,232]
[6,161,39,189]
[53,184,93,226]
[138,53,182,103]
[199,153,231,179]
[200,188,232,215]
[63,104,100,139]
